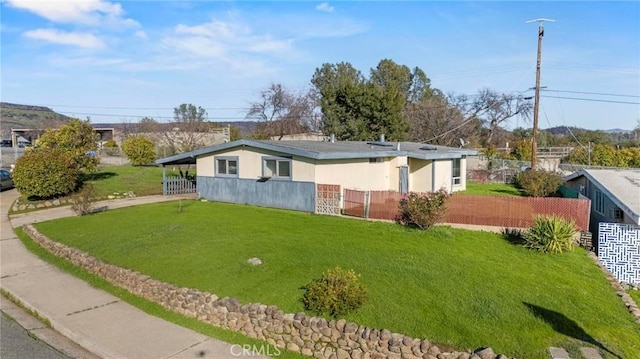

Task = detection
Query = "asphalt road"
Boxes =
[1,313,70,359]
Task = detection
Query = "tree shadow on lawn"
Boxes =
[523,302,622,359]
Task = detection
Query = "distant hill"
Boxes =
[604,128,631,134]
[0,102,71,137]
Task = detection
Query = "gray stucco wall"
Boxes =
[197,176,316,212]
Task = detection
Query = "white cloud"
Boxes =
[135,30,148,39]
[5,0,139,28]
[163,19,294,63]
[316,2,335,12]
[316,2,334,13]
[23,28,105,49]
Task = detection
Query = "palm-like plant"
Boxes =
[525,215,577,254]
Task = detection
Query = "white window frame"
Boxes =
[262,156,292,180]
[215,156,239,178]
[452,158,462,186]
[594,189,605,215]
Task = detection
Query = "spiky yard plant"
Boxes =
[524,215,577,254]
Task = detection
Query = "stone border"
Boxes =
[11,192,136,212]
[23,224,511,359]
[587,252,640,324]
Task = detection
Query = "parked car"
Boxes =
[0,169,14,191]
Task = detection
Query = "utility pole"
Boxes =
[527,18,554,170]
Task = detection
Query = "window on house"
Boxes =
[594,189,605,214]
[612,208,624,221]
[263,157,291,179]
[369,157,383,163]
[452,158,461,185]
[215,156,238,177]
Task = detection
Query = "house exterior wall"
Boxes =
[566,176,632,240]
[314,158,393,191]
[197,176,315,212]
[433,159,453,193]
[197,147,315,182]
[408,158,432,193]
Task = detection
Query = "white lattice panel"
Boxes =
[598,223,640,285]
[316,184,341,215]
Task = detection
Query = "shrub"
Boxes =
[71,184,98,216]
[513,169,563,197]
[396,189,450,230]
[524,215,577,254]
[103,140,118,148]
[121,135,157,166]
[301,266,367,318]
[37,118,99,171]
[13,148,79,199]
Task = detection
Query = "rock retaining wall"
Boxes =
[588,252,640,324]
[24,224,510,359]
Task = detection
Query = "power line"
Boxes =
[540,95,640,105]
[541,89,640,98]
[42,104,249,111]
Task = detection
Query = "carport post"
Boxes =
[162,166,167,195]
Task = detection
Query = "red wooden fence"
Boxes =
[342,189,591,231]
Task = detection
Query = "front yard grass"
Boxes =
[32,201,639,359]
[11,164,169,212]
[462,181,524,196]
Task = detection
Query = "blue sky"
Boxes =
[1,1,639,131]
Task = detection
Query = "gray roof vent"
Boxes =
[420,145,438,151]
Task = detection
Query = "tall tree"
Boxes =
[312,60,415,141]
[405,97,481,146]
[164,104,209,154]
[246,83,316,139]
[448,89,533,147]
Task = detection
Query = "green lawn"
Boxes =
[32,201,639,359]
[462,181,525,196]
[80,164,166,197]
[13,164,167,210]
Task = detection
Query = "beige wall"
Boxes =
[408,158,432,193]
[198,147,315,181]
[197,146,468,193]
[432,159,453,192]
[452,157,467,192]
[314,158,395,190]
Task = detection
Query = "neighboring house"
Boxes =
[564,169,640,236]
[156,137,476,212]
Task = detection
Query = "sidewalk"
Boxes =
[0,189,267,359]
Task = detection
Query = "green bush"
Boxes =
[103,140,118,148]
[513,169,563,197]
[121,135,157,166]
[301,266,367,318]
[71,184,97,216]
[13,148,79,199]
[396,189,450,230]
[525,215,577,254]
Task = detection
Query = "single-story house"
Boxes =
[564,169,640,235]
[156,137,477,213]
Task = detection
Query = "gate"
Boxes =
[163,176,196,195]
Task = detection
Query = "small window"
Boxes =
[594,190,605,214]
[612,208,624,221]
[369,157,383,163]
[263,157,291,179]
[215,156,238,177]
[452,158,461,186]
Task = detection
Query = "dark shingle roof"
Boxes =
[156,139,477,165]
